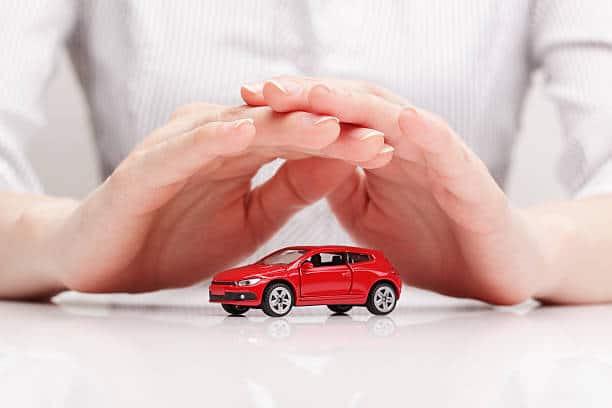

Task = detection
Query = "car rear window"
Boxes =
[348,253,372,263]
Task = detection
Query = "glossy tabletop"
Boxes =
[2,285,612,407]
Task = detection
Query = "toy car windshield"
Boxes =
[257,249,307,265]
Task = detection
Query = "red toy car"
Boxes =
[209,245,401,317]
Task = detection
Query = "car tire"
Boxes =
[222,304,250,315]
[261,282,294,317]
[327,305,353,314]
[366,282,397,315]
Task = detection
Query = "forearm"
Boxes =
[527,195,612,304]
[0,192,75,299]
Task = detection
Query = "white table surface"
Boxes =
[2,285,612,408]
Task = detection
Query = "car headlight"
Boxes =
[236,278,261,287]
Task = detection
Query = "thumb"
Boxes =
[246,158,354,244]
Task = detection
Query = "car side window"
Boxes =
[308,252,346,267]
[348,252,372,264]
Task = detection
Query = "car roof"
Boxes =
[276,245,380,254]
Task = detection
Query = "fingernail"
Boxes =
[359,130,384,141]
[402,106,420,117]
[241,83,263,95]
[313,116,340,126]
[265,79,301,95]
[379,145,395,154]
[226,118,254,130]
[312,83,333,96]
[399,107,421,132]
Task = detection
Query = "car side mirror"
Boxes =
[301,261,314,271]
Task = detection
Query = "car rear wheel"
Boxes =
[261,283,294,317]
[222,304,250,315]
[366,282,397,315]
[327,305,353,314]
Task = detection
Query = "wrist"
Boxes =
[520,207,577,301]
[7,196,79,298]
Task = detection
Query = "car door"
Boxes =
[300,252,352,297]
[346,252,376,296]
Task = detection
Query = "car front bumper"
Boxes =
[209,281,266,306]
[209,291,258,302]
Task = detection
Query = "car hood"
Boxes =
[213,264,287,281]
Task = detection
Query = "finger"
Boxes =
[398,108,507,232]
[250,77,398,130]
[240,82,266,106]
[163,104,341,152]
[319,125,385,163]
[352,145,395,169]
[230,107,342,150]
[169,102,225,120]
[219,106,391,165]
[144,103,392,175]
[326,152,399,234]
[243,77,423,164]
[136,102,225,150]
[308,84,422,164]
[104,119,256,215]
[241,77,313,108]
[143,100,393,171]
[244,76,409,106]
[247,158,354,244]
[326,168,367,233]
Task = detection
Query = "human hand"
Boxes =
[39,102,393,293]
[241,77,553,304]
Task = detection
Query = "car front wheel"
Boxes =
[222,304,250,315]
[366,282,397,315]
[261,283,294,317]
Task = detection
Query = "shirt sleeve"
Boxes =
[529,0,612,198]
[0,0,76,193]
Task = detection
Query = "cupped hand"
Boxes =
[241,77,551,304]
[47,102,393,293]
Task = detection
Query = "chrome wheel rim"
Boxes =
[269,287,292,315]
[373,286,395,313]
